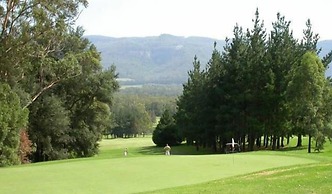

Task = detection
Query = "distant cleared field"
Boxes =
[0,137,331,194]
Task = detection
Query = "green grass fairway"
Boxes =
[0,137,329,194]
[146,162,332,194]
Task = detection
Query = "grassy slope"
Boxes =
[0,137,331,194]
[146,138,332,194]
[146,162,332,194]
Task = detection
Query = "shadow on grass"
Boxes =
[137,144,319,157]
[137,146,164,155]
[137,144,218,156]
[274,146,307,152]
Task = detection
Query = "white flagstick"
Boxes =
[232,138,235,164]
[232,138,235,152]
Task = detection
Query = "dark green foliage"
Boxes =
[153,109,182,146]
[212,25,248,150]
[174,9,332,153]
[54,44,119,157]
[286,52,327,153]
[111,95,153,137]
[175,56,210,148]
[265,13,300,149]
[0,83,28,166]
[0,1,120,164]
[69,101,112,157]
[109,92,178,139]
[0,0,89,108]
[29,95,71,161]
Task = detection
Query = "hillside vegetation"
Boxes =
[87,35,332,85]
[87,34,225,84]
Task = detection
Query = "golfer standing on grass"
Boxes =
[124,148,128,156]
[164,144,171,155]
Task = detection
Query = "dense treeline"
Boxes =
[108,93,177,138]
[174,10,332,153]
[0,1,119,165]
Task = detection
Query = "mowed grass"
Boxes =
[145,138,332,194]
[0,136,331,194]
[146,162,332,194]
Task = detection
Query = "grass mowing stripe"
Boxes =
[0,154,316,194]
[146,162,332,194]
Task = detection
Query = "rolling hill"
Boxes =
[86,34,332,85]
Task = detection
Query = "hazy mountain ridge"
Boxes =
[86,34,332,85]
[87,34,225,84]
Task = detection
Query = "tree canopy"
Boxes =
[175,9,332,153]
[0,0,119,165]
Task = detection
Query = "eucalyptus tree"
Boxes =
[0,0,88,108]
[19,23,119,160]
[0,0,100,162]
[290,19,332,147]
[111,95,152,138]
[314,82,332,151]
[286,52,326,153]
[28,94,71,161]
[59,63,119,157]
[126,101,152,136]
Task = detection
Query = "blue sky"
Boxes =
[76,0,332,40]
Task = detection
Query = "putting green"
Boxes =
[0,153,317,194]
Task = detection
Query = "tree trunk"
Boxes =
[281,135,284,147]
[286,135,290,145]
[256,137,261,147]
[248,132,255,151]
[263,134,268,148]
[308,134,311,153]
[297,134,302,147]
[272,135,277,150]
[213,140,217,152]
[242,135,246,151]
[217,139,221,152]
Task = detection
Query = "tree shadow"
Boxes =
[137,144,218,156]
[275,146,307,152]
[137,144,318,156]
[137,146,164,155]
